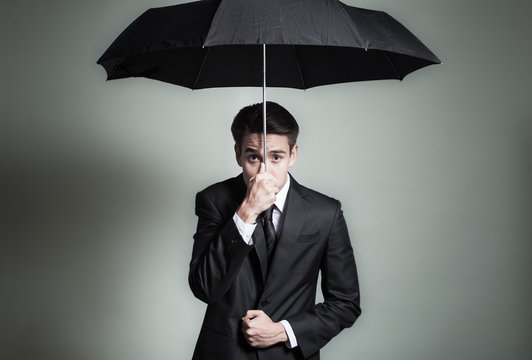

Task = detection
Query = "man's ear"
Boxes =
[234,143,242,167]
[289,144,298,167]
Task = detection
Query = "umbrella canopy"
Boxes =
[97,0,440,89]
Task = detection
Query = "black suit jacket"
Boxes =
[189,174,360,360]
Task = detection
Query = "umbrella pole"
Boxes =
[262,43,267,171]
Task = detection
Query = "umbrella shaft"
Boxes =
[262,43,267,171]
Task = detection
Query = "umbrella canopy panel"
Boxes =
[97,0,218,86]
[204,0,366,47]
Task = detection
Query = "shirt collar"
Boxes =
[274,174,290,212]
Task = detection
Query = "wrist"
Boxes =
[237,200,259,224]
[275,322,288,343]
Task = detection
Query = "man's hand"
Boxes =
[238,163,279,224]
[241,310,288,348]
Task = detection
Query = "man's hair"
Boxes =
[231,101,299,151]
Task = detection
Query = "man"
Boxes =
[189,102,360,360]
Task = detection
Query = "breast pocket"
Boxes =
[296,232,320,244]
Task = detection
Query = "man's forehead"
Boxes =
[242,133,290,149]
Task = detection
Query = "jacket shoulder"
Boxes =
[292,177,341,209]
[195,175,245,215]
[197,175,240,197]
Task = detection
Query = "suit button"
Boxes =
[260,300,269,307]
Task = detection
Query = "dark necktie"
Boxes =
[262,206,276,259]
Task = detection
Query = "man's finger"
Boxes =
[243,309,263,320]
[259,162,265,174]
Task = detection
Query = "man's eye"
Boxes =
[249,155,258,161]
[272,155,281,161]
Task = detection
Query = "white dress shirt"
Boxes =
[232,175,298,349]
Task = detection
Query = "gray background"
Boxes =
[2,0,531,359]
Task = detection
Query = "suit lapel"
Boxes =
[266,175,310,282]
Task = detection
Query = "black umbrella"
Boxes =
[98,0,440,167]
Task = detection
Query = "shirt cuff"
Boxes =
[279,320,298,349]
[232,212,257,245]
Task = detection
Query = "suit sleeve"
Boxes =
[188,190,254,304]
[286,201,361,359]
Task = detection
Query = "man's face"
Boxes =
[235,133,298,188]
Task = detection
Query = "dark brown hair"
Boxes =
[231,102,299,151]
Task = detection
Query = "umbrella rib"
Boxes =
[337,3,364,47]
[293,46,306,89]
[108,57,126,79]
[192,47,210,89]
[382,50,402,80]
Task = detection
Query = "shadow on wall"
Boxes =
[2,138,171,360]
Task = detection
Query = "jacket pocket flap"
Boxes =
[296,232,320,243]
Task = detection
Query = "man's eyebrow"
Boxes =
[243,148,286,154]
